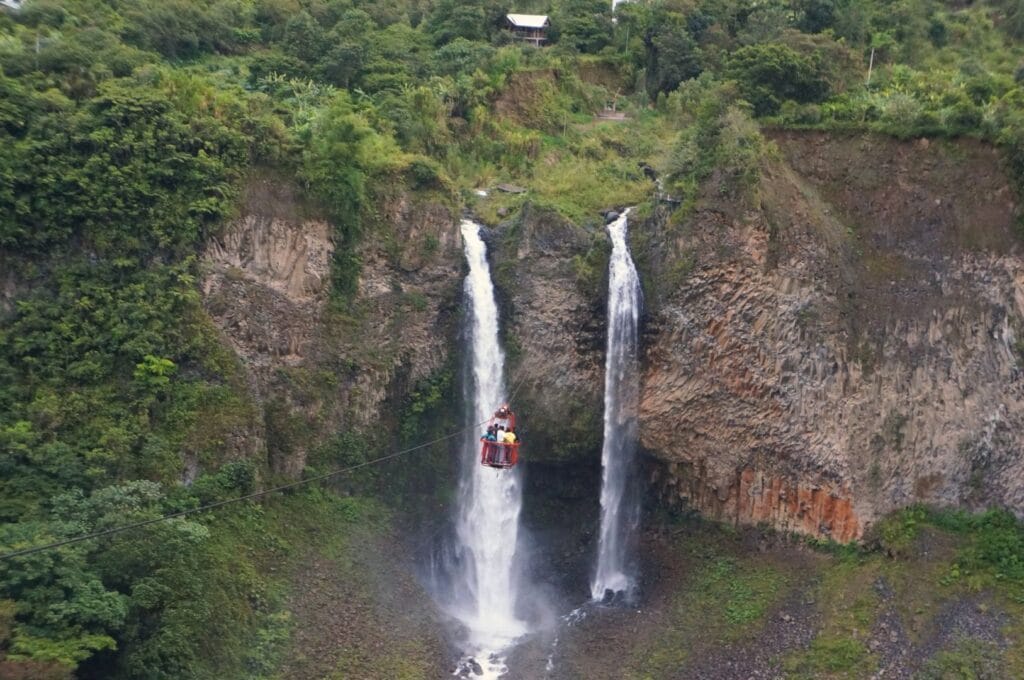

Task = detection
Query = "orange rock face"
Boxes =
[653,462,861,542]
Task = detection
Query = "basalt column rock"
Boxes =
[652,461,860,543]
[203,179,333,387]
[637,132,1024,541]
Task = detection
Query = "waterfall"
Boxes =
[591,209,642,601]
[452,219,526,675]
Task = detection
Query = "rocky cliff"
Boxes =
[201,176,462,475]
[487,204,609,461]
[203,133,1024,544]
[638,132,1024,541]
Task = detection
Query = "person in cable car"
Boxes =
[480,405,520,468]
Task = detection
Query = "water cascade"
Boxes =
[591,209,642,601]
[453,219,527,675]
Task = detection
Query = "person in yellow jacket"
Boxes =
[503,428,517,444]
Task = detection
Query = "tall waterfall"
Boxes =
[453,219,526,674]
[591,209,642,601]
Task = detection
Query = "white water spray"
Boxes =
[591,209,642,601]
[453,220,527,676]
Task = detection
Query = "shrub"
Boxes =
[796,103,823,124]
[944,99,984,134]
[407,157,446,190]
[880,92,923,131]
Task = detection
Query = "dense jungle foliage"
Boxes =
[2,0,1024,677]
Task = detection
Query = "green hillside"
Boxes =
[2,0,1024,677]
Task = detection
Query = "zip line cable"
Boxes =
[0,220,593,564]
[0,424,472,562]
[0,212,604,564]
[0,372,533,562]
[0,284,592,564]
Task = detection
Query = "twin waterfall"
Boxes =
[448,211,641,672]
[592,209,642,601]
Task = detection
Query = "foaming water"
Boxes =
[451,219,527,676]
[591,209,642,602]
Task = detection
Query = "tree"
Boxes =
[0,517,126,671]
[725,42,830,115]
[795,0,839,34]
[317,10,375,87]
[556,0,613,53]
[282,10,328,65]
[645,13,703,97]
[302,93,405,294]
[432,38,495,77]
[426,0,486,44]
[121,0,247,60]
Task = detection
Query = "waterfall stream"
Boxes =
[591,209,642,601]
[452,219,527,676]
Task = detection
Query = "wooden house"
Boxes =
[505,14,550,47]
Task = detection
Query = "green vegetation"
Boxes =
[3,0,1024,676]
[919,639,1003,680]
[783,559,880,677]
[876,506,1024,600]
[626,530,789,679]
[784,507,1024,677]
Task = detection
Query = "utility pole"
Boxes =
[866,47,875,86]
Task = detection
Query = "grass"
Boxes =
[625,533,789,679]
[332,640,436,680]
[1002,598,1024,677]
[529,152,653,225]
[783,558,880,678]
[789,636,872,676]
[258,490,449,678]
[784,507,1024,677]
[919,639,1003,679]
[456,110,676,227]
[173,488,419,679]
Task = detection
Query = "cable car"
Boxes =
[480,404,520,469]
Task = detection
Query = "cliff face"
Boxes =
[488,204,608,462]
[638,132,1024,541]
[201,133,1024,543]
[202,180,333,385]
[201,176,462,475]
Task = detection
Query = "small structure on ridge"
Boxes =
[505,14,550,47]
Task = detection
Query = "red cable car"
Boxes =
[480,404,520,469]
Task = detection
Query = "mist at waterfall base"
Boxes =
[591,209,643,603]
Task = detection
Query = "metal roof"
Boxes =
[506,14,550,29]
